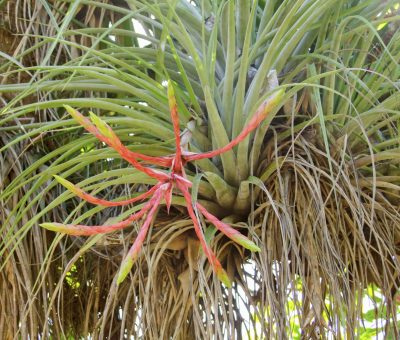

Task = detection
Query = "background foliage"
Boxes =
[1,0,400,338]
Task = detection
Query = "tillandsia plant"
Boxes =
[40,81,284,286]
[1,0,400,338]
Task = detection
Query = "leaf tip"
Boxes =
[39,222,65,233]
[53,175,81,195]
[89,111,114,140]
[64,105,86,125]
[88,111,98,122]
[63,104,73,112]
[232,235,261,252]
[117,256,135,285]
[216,266,231,288]
[167,79,173,93]
[53,174,69,186]
[167,80,176,105]
[269,88,286,108]
[64,105,77,116]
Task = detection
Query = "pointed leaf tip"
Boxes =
[276,88,285,99]
[63,104,73,112]
[64,105,79,117]
[40,222,66,233]
[216,267,231,288]
[39,222,55,230]
[248,243,261,252]
[64,105,87,125]
[232,234,261,252]
[53,174,69,186]
[167,80,177,108]
[53,175,82,195]
[268,88,285,107]
[89,111,114,140]
[117,256,135,285]
[89,111,103,128]
[167,79,174,95]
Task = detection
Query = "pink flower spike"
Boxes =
[176,179,231,287]
[39,190,161,236]
[167,80,182,173]
[117,186,164,284]
[64,105,172,175]
[196,203,260,252]
[88,112,174,168]
[185,89,285,162]
[54,175,158,207]
[164,182,173,214]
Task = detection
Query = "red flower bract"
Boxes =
[40,81,284,286]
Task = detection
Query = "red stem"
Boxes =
[75,184,159,207]
[176,179,222,270]
[125,188,163,260]
[197,203,243,243]
[53,192,161,236]
[71,108,171,180]
[185,98,275,162]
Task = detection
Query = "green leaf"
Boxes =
[205,172,237,209]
